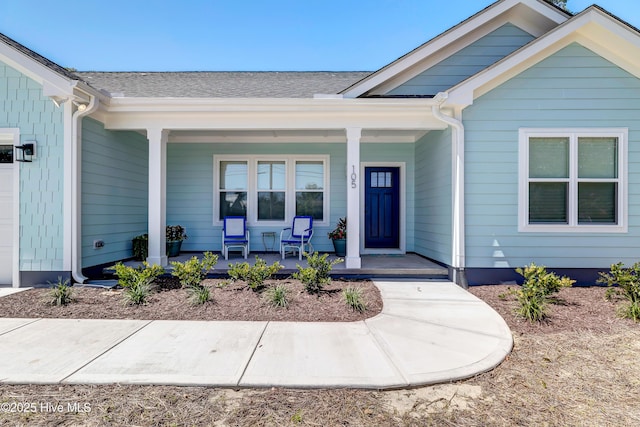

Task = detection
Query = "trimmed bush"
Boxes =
[513,263,574,322]
[228,256,283,291]
[598,262,640,322]
[293,252,343,294]
[113,262,165,305]
[170,252,218,288]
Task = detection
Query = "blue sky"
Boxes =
[1,0,639,72]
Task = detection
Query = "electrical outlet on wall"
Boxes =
[93,240,104,249]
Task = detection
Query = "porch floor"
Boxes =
[99,252,448,283]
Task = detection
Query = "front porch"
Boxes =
[96,253,448,283]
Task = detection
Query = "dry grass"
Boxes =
[1,285,639,426]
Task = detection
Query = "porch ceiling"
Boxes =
[167,128,431,144]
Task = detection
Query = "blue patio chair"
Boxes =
[280,216,314,260]
[222,216,250,260]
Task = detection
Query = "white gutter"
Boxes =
[71,93,98,283]
[432,92,466,287]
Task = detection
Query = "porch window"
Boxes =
[295,161,324,220]
[519,128,627,232]
[257,161,286,220]
[214,155,329,225]
[219,161,247,219]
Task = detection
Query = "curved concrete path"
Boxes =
[0,281,512,389]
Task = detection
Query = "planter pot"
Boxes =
[332,238,346,257]
[166,240,183,257]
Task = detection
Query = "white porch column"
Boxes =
[147,128,169,266]
[345,127,362,269]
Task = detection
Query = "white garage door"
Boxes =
[0,146,14,285]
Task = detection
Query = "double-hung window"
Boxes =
[215,155,328,225]
[257,161,286,221]
[219,161,247,218]
[519,128,627,232]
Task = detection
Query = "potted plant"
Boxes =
[328,217,347,257]
[166,225,188,257]
[132,234,148,261]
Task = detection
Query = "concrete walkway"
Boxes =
[0,281,512,389]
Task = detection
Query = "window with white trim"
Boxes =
[519,129,627,232]
[215,155,329,224]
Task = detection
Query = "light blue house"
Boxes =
[1,0,640,287]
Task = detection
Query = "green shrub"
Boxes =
[598,262,640,322]
[187,284,211,305]
[229,257,283,291]
[113,261,165,305]
[170,252,218,288]
[293,252,343,294]
[513,263,574,322]
[114,262,165,289]
[227,261,251,282]
[48,277,73,306]
[342,286,367,312]
[264,284,290,308]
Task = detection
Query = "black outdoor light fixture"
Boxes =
[15,142,35,162]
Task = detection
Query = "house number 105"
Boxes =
[351,165,357,188]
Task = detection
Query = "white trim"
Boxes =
[0,42,77,98]
[518,128,628,233]
[0,128,20,287]
[213,154,330,227]
[101,98,447,132]
[62,101,73,272]
[360,162,406,255]
[147,128,169,266]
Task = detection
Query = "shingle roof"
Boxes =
[0,31,83,82]
[75,71,372,98]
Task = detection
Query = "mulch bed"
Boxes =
[468,284,633,334]
[1,284,639,426]
[0,278,382,322]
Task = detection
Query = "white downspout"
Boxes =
[71,94,98,283]
[432,92,467,287]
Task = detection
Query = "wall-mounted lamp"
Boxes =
[15,142,36,162]
[73,101,88,112]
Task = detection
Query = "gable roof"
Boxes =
[0,32,82,82]
[446,4,640,106]
[76,71,371,98]
[340,0,571,98]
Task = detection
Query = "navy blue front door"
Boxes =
[365,167,400,249]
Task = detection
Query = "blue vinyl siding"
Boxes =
[388,24,534,96]
[463,43,640,270]
[167,142,415,253]
[0,61,65,272]
[81,118,148,268]
[414,130,452,264]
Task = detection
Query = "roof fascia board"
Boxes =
[101,99,447,132]
[447,7,640,106]
[0,42,77,96]
[102,96,440,113]
[340,0,569,98]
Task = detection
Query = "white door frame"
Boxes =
[360,161,406,254]
[0,128,20,287]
